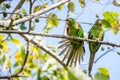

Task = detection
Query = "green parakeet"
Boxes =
[88,19,104,75]
[58,18,85,66]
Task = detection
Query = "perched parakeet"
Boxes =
[88,19,104,75]
[58,18,85,66]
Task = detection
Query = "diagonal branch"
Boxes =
[21,34,66,68]
[13,0,70,25]
[0,0,70,27]
[9,0,25,19]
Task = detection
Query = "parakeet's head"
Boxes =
[66,18,76,27]
[96,19,102,26]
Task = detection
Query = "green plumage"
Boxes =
[58,18,85,66]
[88,19,104,75]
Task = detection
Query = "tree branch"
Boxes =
[13,0,70,25]
[0,0,70,27]
[17,41,30,74]
[0,37,30,79]
[0,30,120,47]
[9,0,25,18]
[0,74,28,79]
[21,33,66,69]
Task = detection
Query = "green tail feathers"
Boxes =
[66,45,85,66]
[88,53,95,75]
[58,39,85,66]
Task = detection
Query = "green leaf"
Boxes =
[33,6,41,13]
[41,76,49,80]
[43,3,48,8]
[68,1,75,12]
[15,47,25,62]
[101,46,105,51]
[103,11,119,22]
[78,0,85,8]
[0,55,6,65]
[98,68,109,78]
[0,34,5,40]
[20,23,26,30]
[0,44,3,49]
[51,14,59,26]
[93,67,109,80]
[28,62,38,69]
[11,37,20,45]
[5,59,11,67]
[67,68,88,80]
[22,8,27,15]
[102,19,112,29]
[24,68,32,76]
[117,51,120,55]
[57,5,63,10]
[47,13,59,27]
[14,62,18,67]
[103,11,120,34]
[44,13,60,33]
[1,41,8,52]
[14,68,21,74]
[112,22,119,34]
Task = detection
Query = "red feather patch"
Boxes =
[66,27,69,34]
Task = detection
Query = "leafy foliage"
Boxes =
[103,11,120,34]
[33,6,41,13]
[44,13,59,33]
[67,68,88,80]
[94,68,109,80]
[68,1,75,12]
[0,0,120,80]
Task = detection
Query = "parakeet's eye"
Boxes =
[97,19,102,26]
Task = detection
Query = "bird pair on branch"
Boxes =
[58,18,104,75]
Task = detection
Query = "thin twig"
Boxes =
[94,48,116,63]
[18,41,30,74]
[28,0,33,32]
[0,33,10,43]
